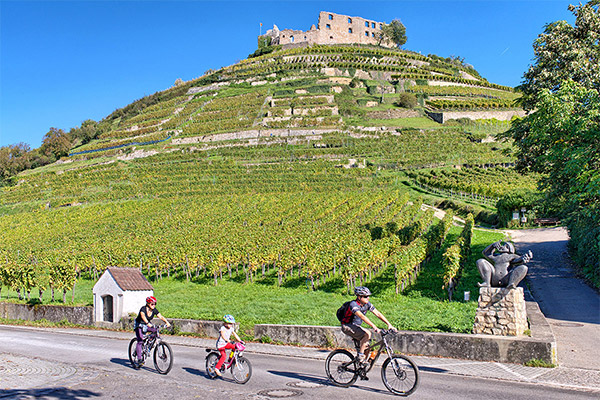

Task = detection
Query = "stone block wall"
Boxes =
[426,109,526,124]
[0,302,93,326]
[473,287,528,336]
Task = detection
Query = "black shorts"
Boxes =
[341,324,368,341]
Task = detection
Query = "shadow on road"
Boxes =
[267,370,393,395]
[110,357,137,370]
[267,369,329,385]
[418,366,448,373]
[183,366,212,379]
[0,388,100,400]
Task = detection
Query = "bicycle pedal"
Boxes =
[359,375,369,381]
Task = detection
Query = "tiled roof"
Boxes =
[108,267,153,291]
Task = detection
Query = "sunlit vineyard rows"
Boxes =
[407,166,539,198]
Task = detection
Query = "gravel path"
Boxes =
[507,227,600,370]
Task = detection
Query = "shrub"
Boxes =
[395,93,418,109]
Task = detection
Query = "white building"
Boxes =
[92,267,153,323]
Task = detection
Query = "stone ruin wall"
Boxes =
[265,11,394,49]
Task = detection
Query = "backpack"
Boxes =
[336,301,353,324]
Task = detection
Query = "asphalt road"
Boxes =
[509,227,600,370]
[0,326,597,400]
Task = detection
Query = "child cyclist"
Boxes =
[340,287,395,366]
[133,296,171,364]
[214,314,243,377]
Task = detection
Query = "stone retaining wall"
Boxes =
[426,109,526,124]
[0,302,93,326]
[172,128,338,145]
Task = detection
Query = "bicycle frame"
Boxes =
[139,326,167,359]
[356,330,396,372]
[223,342,246,370]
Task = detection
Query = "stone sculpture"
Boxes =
[476,241,532,289]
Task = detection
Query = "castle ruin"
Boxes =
[261,11,394,49]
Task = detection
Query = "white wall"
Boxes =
[123,291,154,318]
[92,272,153,322]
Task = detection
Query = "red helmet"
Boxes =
[146,296,157,304]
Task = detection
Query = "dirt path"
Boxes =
[507,227,600,369]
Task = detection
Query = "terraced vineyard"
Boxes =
[407,166,540,198]
[1,43,527,331]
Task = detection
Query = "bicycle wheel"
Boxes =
[325,349,359,387]
[153,341,173,374]
[205,352,220,379]
[231,356,252,384]
[381,355,419,396]
[128,338,141,369]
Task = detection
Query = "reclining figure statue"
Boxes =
[476,241,532,289]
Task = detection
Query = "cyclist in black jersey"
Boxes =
[134,296,170,364]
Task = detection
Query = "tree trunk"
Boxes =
[27,290,31,301]
[51,285,55,302]
[62,288,67,303]
[72,281,76,303]
[39,288,44,302]
[17,289,22,301]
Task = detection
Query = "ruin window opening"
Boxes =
[365,21,369,27]
[365,31,369,37]
[348,28,353,33]
[348,18,352,23]
[290,36,294,42]
[372,22,376,28]
[326,24,331,29]
[329,14,333,20]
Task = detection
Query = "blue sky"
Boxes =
[1,0,576,148]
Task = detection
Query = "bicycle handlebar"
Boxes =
[379,328,398,336]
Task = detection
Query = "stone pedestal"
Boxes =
[473,287,528,336]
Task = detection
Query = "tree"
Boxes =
[70,119,98,145]
[520,1,599,110]
[0,143,31,182]
[378,19,407,48]
[502,1,600,288]
[508,81,600,285]
[40,127,71,160]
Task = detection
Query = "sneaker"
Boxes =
[214,368,222,377]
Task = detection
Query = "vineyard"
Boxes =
[0,42,528,332]
[407,166,540,198]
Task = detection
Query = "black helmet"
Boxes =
[354,286,371,297]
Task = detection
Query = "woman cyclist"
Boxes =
[134,296,171,365]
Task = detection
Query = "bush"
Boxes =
[395,93,418,109]
[496,189,544,228]
[349,77,362,88]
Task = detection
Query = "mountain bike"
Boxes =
[128,325,174,374]
[205,342,252,384]
[325,329,419,396]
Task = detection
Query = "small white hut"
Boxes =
[92,267,153,323]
